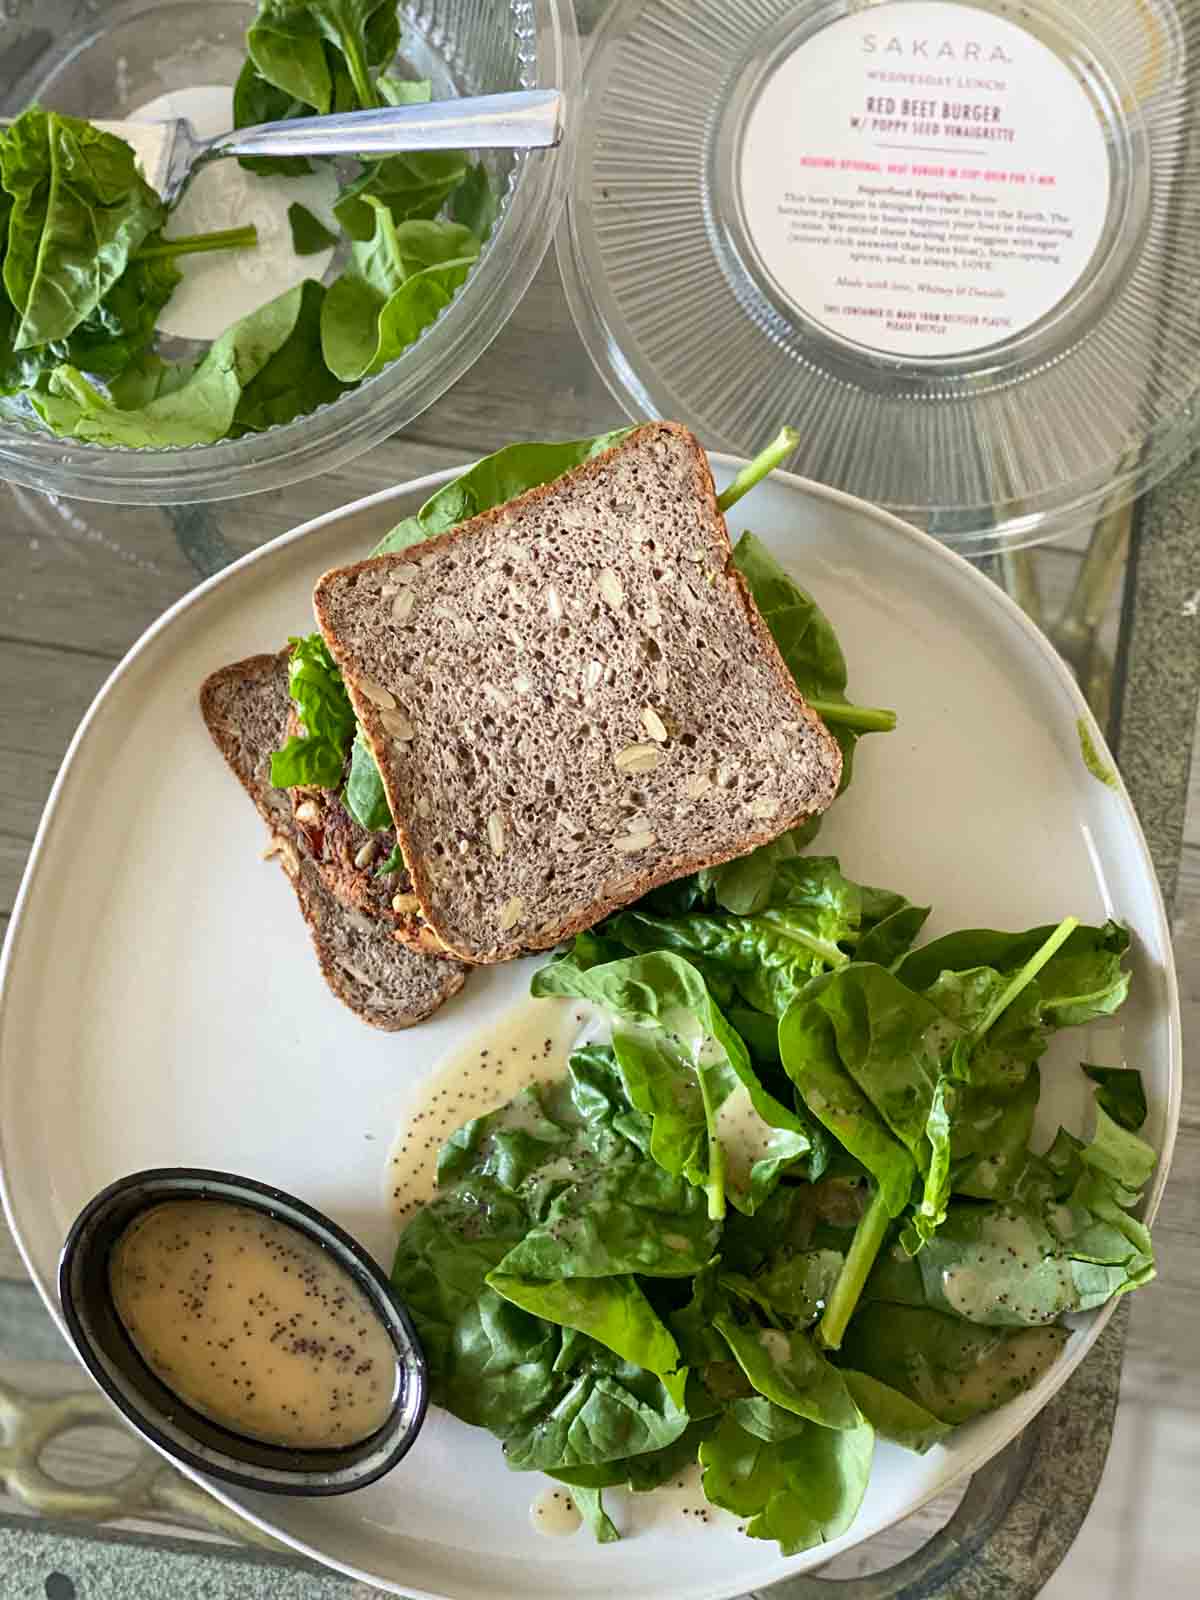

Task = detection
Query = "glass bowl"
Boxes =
[0,0,577,504]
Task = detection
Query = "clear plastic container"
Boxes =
[0,0,577,504]
[558,0,1200,551]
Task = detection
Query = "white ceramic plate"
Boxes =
[0,462,1180,1600]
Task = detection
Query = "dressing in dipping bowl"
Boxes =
[59,1169,427,1494]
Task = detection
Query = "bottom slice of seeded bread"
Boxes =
[313,421,843,963]
[199,651,468,1029]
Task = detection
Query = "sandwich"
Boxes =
[200,651,468,1029]
[203,422,893,1020]
[314,423,842,962]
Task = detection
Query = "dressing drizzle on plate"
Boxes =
[387,997,598,1222]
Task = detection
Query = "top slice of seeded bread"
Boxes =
[312,422,843,963]
[199,651,468,1028]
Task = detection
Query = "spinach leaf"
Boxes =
[866,1088,1157,1329]
[551,1417,717,1494]
[391,1171,561,1432]
[906,1202,1085,1326]
[374,429,635,555]
[568,1484,619,1543]
[732,532,896,790]
[35,282,313,446]
[699,1412,875,1556]
[343,728,393,831]
[921,969,1044,1089]
[335,150,470,239]
[232,58,317,176]
[856,887,934,969]
[910,920,1129,1107]
[232,279,349,434]
[1035,1095,1156,1300]
[945,1068,1041,1201]
[249,8,335,114]
[606,858,927,1017]
[778,975,920,1219]
[105,351,195,408]
[247,0,399,113]
[487,1274,686,1403]
[713,1310,862,1430]
[1081,1065,1147,1132]
[897,919,1129,999]
[779,967,964,1345]
[450,162,499,241]
[693,828,811,917]
[600,907,844,1019]
[269,631,357,788]
[321,199,479,381]
[501,1346,690,1473]
[730,1249,845,1329]
[368,843,401,877]
[0,223,258,395]
[0,108,162,350]
[454,1054,718,1282]
[377,75,433,106]
[727,1004,784,1067]
[287,202,337,256]
[532,951,812,1218]
[0,251,178,393]
[730,1397,811,1442]
[1079,1096,1156,1192]
[902,1073,953,1253]
[57,252,180,380]
[836,1304,1068,1425]
[721,1178,864,1277]
[839,1370,950,1454]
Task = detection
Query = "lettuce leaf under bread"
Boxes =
[731,533,896,793]
[269,632,356,788]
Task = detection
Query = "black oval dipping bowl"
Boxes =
[58,1167,428,1495]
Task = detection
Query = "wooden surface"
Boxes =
[0,252,1197,1594]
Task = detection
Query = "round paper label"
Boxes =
[738,1,1111,357]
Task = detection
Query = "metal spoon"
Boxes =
[2,90,564,203]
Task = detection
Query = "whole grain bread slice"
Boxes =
[199,651,467,1029]
[313,421,843,963]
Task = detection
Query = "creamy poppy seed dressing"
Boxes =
[388,997,599,1221]
[530,1485,583,1536]
[109,1201,398,1449]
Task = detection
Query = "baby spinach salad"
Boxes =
[0,1,496,447]
[344,433,1158,1556]
[392,914,1153,1554]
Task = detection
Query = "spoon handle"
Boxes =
[207,90,563,160]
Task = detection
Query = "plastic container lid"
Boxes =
[558,0,1200,551]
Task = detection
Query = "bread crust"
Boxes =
[313,422,842,963]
